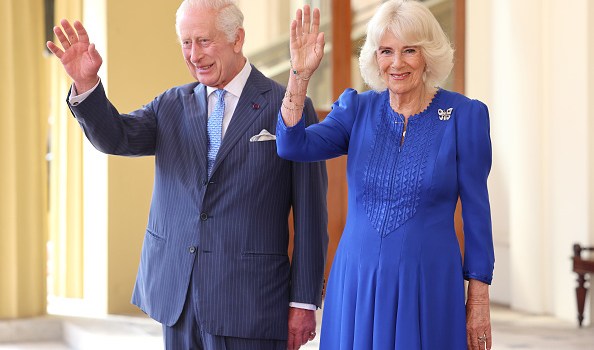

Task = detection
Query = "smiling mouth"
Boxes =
[391,72,410,79]
[196,64,214,71]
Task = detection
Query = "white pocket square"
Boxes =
[249,129,276,142]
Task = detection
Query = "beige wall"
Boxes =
[0,0,48,318]
[104,0,190,315]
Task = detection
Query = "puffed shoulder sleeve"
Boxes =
[277,88,360,162]
[456,99,495,285]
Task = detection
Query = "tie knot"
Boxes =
[214,89,226,100]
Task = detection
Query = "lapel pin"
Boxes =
[252,103,260,110]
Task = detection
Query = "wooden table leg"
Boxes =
[576,272,588,327]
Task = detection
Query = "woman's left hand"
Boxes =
[289,4,325,80]
[466,279,492,350]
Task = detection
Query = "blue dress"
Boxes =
[276,88,495,350]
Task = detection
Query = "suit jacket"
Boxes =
[68,66,328,340]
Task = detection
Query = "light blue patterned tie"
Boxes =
[207,89,226,176]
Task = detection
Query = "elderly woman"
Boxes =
[276,1,495,349]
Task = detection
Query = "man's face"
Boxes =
[178,7,245,88]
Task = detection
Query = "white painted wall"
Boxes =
[466,0,593,324]
[82,0,109,317]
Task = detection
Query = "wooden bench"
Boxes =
[573,243,594,327]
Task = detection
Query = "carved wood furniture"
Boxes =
[572,243,594,327]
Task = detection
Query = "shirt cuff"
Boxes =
[69,79,101,106]
[289,302,317,311]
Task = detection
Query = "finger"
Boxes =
[466,331,471,350]
[88,43,99,60]
[46,41,64,59]
[61,19,79,45]
[481,329,492,350]
[287,332,296,350]
[468,331,478,350]
[295,332,306,347]
[53,25,71,50]
[316,32,325,57]
[73,20,90,44]
[295,8,303,38]
[468,337,476,350]
[290,20,297,46]
[311,7,320,34]
[475,333,485,350]
[87,43,103,68]
[302,5,311,34]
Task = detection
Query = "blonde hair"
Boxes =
[175,0,244,42]
[359,0,454,92]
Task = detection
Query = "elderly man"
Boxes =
[46,0,328,349]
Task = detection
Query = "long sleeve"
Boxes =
[68,82,158,156]
[456,99,495,284]
[289,97,329,307]
[277,88,360,162]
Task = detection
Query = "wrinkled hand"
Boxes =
[466,280,492,350]
[46,19,102,93]
[287,307,316,350]
[289,5,325,80]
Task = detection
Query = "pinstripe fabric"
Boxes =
[163,263,286,349]
[162,265,203,349]
[68,66,328,341]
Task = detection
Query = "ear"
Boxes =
[233,27,245,53]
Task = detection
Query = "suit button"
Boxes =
[188,246,196,254]
[200,212,208,221]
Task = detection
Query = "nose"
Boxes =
[190,43,203,65]
[391,53,403,69]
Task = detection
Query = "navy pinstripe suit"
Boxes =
[69,66,328,340]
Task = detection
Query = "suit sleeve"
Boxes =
[456,99,495,284]
[289,97,329,307]
[68,82,157,156]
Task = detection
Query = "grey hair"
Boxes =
[175,0,244,43]
[359,0,454,92]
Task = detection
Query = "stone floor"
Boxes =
[0,304,592,349]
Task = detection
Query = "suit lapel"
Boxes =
[183,84,209,179]
[210,68,271,176]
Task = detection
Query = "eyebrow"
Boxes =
[377,45,417,50]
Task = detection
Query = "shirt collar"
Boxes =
[206,59,252,98]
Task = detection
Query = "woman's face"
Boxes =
[376,30,426,96]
